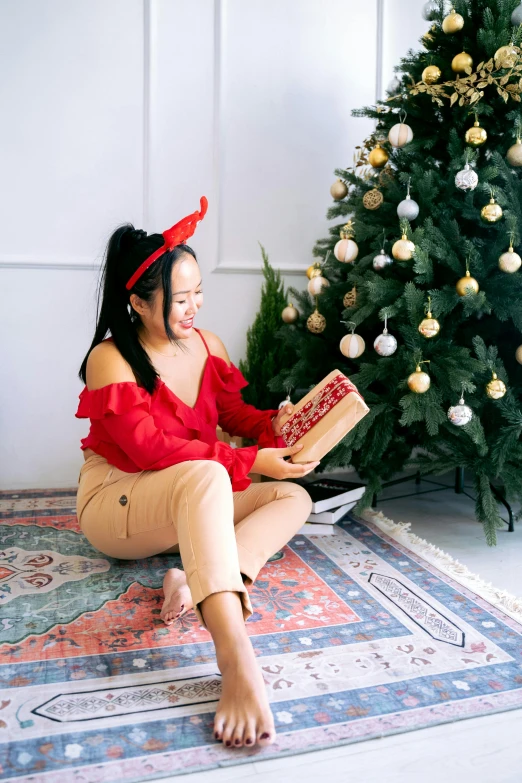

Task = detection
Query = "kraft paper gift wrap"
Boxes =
[278,369,370,464]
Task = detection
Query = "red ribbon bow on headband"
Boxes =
[125,196,208,290]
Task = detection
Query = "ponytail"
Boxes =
[78,224,197,394]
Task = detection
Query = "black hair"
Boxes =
[78,225,198,394]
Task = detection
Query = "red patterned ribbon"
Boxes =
[281,373,361,446]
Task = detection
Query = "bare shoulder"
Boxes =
[198,329,232,366]
[86,340,136,391]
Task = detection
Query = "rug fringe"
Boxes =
[360,509,522,625]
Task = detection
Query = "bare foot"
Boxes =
[213,637,276,749]
[161,568,193,625]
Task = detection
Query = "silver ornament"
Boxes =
[373,248,393,270]
[374,330,398,356]
[447,397,473,426]
[512,2,522,25]
[397,195,420,220]
[387,75,401,94]
[278,392,292,411]
[455,163,478,191]
[422,0,439,21]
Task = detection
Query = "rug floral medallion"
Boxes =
[1,488,521,782]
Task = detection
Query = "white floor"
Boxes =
[155,471,522,783]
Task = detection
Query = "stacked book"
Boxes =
[294,478,366,535]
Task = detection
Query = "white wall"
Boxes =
[0,0,426,489]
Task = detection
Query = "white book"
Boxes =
[307,501,356,525]
[295,478,366,513]
[297,522,335,536]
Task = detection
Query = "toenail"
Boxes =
[260,733,270,739]
[245,738,253,745]
[225,740,231,746]
[214,732,219,739]
[234,739,241,745]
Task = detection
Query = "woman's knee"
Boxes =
[279,481,313,517]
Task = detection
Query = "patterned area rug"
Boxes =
[1,488,522,782]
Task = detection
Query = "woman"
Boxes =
[75,197,319,750]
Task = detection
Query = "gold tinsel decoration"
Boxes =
[343,287,357,308]
[362,188,384,210]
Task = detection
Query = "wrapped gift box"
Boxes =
[278,369,369,464]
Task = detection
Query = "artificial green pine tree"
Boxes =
[239,244,297,415]
[269,0,522,545]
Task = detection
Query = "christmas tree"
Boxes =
[270,0,522,545]
[239,244,297,416]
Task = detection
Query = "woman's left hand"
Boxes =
[271,404,294,436]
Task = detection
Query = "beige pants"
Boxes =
[76,450,312,628]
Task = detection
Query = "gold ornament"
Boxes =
[456,269,479,296]
[507,138,522,166]
[307,307,326,334]
[407,362,431,393]
[465,119,487,147]
[282,303,299,323]
[499,236,521,273]
[515,345,522,364]
[422,64,441,84]
[494,44,519,70]
[368,144,389,168]
[330,179,348,200]
[451,51,473,73]
[422,25,436,46]
[442,8,464,33]
[486,371,506,400]
[418,296,440,338]
[392,232,415,261]
[362,188,384,210]
[343,287,357,308]
[481,196,503,223]
[307,264,322,279]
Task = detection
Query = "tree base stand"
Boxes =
[372,468,514,533]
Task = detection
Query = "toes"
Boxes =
[257,723,276,746]
[221,721,235,747]
[213,713,225,742]
[244,719,256,747]
[232,723,245,748]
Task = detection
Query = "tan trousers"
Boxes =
[76,450,312,628]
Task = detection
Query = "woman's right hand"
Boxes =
[251,444,320,480]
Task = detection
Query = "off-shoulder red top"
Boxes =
[75,327,286,491]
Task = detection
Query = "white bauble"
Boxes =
[373,249,393,271]
[422,0,439,20]
[499,248,522,273]
[397,195,419,220]
[374,330,398,356]
[334,238,359,263]
[455,163,478,191]
[388,123,413,148]
[447,398,473,426]
[340,333,365,359]
[512,2,522,25]
[307,275,330,295]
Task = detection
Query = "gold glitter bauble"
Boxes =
[392,233,415,261]
[282,303,299,323]
[506,138,522,166]
[486,372,506,400]
[307,309,326,334]
[418,316,440,338]
[368,144,389,168]
[451,51,473,73]
[442,8,464,33]
[515,345,522,364]
[499,245,521,273]
[422,65,441,84]
[343,287,357,308]
[330,179,348,200]
[456,270,479,296]
[306,264,321,279]
[481,197,503,223]
[362,188,384,210]
[465,120,487,147]
[494,44,519,69]
[407,366,431,393]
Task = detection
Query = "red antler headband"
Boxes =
[125,196,208,290]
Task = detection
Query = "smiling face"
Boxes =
[131,252,203,343]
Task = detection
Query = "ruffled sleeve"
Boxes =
[211,357,287,448]
[75,382,259,489]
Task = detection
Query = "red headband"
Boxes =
[125,196,208,290]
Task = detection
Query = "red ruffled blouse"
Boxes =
[75,328,286,491]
